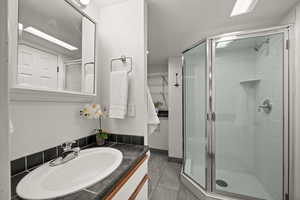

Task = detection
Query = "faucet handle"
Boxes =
[61,141,76,151]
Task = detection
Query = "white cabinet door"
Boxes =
[18,45,35,86]
[36,50,58,89]
[18,45,58,89]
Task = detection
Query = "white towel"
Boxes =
[109,71,128,119]
[147,86,160,134]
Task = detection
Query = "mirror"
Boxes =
[17,0,96,94]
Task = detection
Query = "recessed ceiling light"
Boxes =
[231,0,258,17]
[24,27,78,51]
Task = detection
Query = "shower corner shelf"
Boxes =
[240,79,261,84]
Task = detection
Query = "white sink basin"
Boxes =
[17,147,123,200]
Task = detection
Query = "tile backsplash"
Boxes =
[11,133,144,176]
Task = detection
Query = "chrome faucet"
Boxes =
[49,141,80,167]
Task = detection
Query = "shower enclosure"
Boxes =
[182,25,292,200]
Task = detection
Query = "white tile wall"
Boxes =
[254,34,284,200]
[215,48,257,174]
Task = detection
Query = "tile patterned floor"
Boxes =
[148,150,201,200]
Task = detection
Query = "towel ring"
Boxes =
[110,55,133,74]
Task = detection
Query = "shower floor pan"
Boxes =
[186,163,274,200]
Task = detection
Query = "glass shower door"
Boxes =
[183,41,207,189]
[212,32,287,200]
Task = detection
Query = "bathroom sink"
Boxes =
[17,147,123,200]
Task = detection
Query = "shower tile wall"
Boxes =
[215,48,257,174]
[254,35,283,200]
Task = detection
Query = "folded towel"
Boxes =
[109,71,128,119]
[147,86,160,134]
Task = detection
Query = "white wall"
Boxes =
[168,57,182,158]
[280,5,300,200]
[0,0,11,198]
[8,0,100,159]
[98,0,148,142]
[148,64,168,74]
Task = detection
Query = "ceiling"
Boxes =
[148,0,299,65]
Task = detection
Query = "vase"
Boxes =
[96,136,105,146]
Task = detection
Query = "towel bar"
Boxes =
[110,55,133,74]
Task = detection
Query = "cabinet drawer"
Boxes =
[129,176,148,200]
[105,155,148,200]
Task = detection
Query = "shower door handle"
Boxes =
[211,112,216,121]
[207,151,215,159]
[206,112,216,121]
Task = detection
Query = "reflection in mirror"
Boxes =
[17,0,96,94]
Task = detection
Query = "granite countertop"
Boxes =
[12,143,149,200]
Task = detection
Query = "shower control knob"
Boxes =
[258,99,272,114]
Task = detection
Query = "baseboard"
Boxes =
[149,148,183,163]
[149,148,168,154]
[168,157,183,163]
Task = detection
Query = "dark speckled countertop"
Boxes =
[12,143,149,200]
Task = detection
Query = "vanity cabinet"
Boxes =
[105,154,149,200]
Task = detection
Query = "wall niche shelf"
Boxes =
[240,79,261,84]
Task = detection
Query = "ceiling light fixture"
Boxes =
[24,27,78,51]
[231,0,258,17]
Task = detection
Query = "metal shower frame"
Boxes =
[181,24,294,200]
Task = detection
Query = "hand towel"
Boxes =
[147,86,160,134]
[109,71,128,119]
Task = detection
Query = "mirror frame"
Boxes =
[10,0,97,102]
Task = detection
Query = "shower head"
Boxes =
[254,38,270,52]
